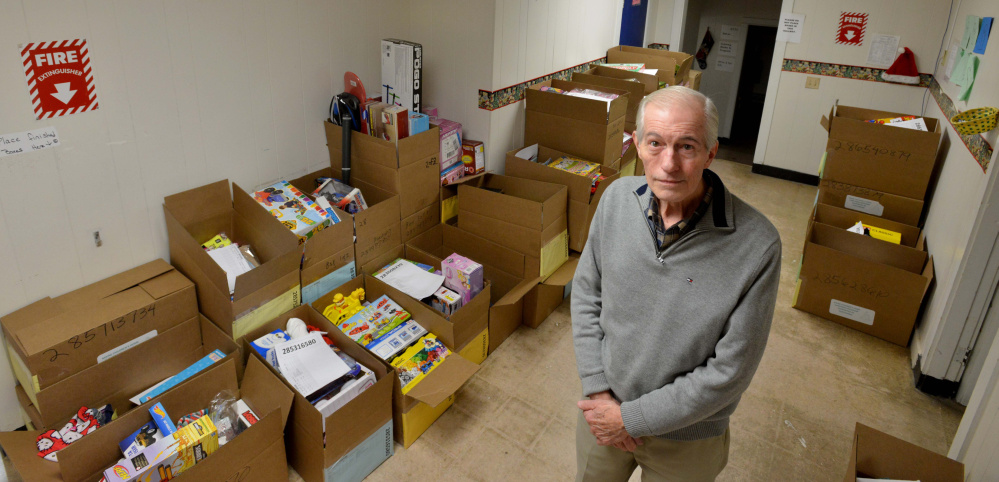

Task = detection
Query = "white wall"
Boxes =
[645,0,676,48]
[486,0,622,173]
[0,0,420,431]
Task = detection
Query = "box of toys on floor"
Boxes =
[310,274,480,448]
[572,66,655,133]
[524,79,629,165]
[845,423,963,481]
[243,304,394,481]
[605,45,694,87]
[505,143,621,253]
[0,355,290,482]
[792,203,934,346]
[164,180,303,340]
[288,168,403,275]
[0,259,197,425]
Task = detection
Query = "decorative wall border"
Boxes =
[647,43,670,50]
[782,58,932,87]
[928,77,993,172]
[477,57,607,111]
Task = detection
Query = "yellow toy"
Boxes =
[323,288,366,324]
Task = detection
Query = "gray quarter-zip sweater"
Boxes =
[572,171,781,441]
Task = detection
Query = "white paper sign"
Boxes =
[721,25,741,40]
[777,13,805,43]
[715,56,736,72]
[829,299,875,325]
[274,332,350,397]
[718,41,737,55]
[374,258,445,300]
[866,34,901,68]
[0,126,59,158]
[844,195,884,216]
[944,42,961,78]
[98,330,158,363]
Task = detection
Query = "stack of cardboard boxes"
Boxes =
[793,104,942,346]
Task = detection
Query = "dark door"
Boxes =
[730,25,778,145]
[619,0,648,47]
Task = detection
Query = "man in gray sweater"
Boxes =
[572,86,781,481]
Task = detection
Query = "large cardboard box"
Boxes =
[408,223,537,353]
[820,138,938,200]
[505,145,620,253]
[845,423,963,481]
[820,104,942,165]
[457,174,570,280]
[809,203,921,248]
[793,222,933,346]
[0,355,292,482]
[573,67,653,133]
[524,79,629,165]
[1,259,196,398]
[12,314,240,430]
[243,304,394,482]
[164,180,303,339]
[606,45,694,87]
[523,254,578,328]
[817,179,924,226]
[685,70,702,91]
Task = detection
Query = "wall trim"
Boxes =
[928,76,994,172]
[477,57,608,111]
[751,163,819,185]
[913,355,961,398]
[781,58,933,87]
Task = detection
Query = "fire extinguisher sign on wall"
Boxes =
[20,39,99,119]
[836,12,867,46]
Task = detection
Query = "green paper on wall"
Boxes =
[958,55,979,102]
[963,15,981,50]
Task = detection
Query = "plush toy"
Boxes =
[36,404,113,462]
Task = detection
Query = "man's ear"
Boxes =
[705,142,719,168]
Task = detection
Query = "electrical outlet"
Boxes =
[93,230,103,247]
[805,77,820,89]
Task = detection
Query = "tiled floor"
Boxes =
[0,159,963,481]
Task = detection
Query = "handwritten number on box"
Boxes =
[47,303,157,362]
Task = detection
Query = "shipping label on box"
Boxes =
[381,39,422,113]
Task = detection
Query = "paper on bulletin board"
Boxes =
[715,56,736,72]
[866,34,900,67]
[717,41,737,55]
[0,127,59,158]
[777,13,804,43]
[720,25,741,40]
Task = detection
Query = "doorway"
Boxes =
[720,24,777,165]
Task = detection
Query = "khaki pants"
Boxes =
[575,411,730,482]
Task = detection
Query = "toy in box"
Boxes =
[367,320,428,361]
[431,286,462,316]
[431,118,463,172]
[253,181,336,244]
[442,253,483,304]
[461,139,485,175]
[337,295,412,346]
[391,334,450,394]
[322,288,366,324]
[440,161,464,186]
[119,403,177,459]
[102,415,218,482]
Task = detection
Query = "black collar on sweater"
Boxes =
[635,169,732,230]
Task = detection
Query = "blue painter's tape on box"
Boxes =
[324,420,394,482]
[303,263,357,305]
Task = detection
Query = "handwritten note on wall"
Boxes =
[0,127,60,158]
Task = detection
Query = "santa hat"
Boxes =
[882,47,920,84]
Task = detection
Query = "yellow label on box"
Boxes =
[792,278,801,306]
[457,329,488,365]
[233,286,301,339]
[620,160,637,177]
[818,151,827,177]
[6,343,40,407]
[400,394,454,448]
[442,196,459,223]
[863,224,902,244]
[540,230,569,280]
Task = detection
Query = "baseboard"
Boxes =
[750,163,819,186]
[912,356,960,398]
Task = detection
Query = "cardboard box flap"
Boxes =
[0,429,61,480]
[232,248,300,302]
[404,354,479,407]
[138,268,192,299]
[526,80,629,123]
[813,203,921,248]
[241,354,294,427]
[179,407,284,482]
[396,126,441,166]
[586,65,659,93]
[544,254,579,286]
[495,277,541,309]
[836,105,940,132]
[852,423,963,481]
[811,222,927,274]
[232,182,302,260]
[571,72,647,111]
[57,259,174,307]
[163,179,232,227]
[163,202,230,295]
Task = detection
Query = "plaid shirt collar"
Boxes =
[645,174,714,252]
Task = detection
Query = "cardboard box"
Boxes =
[456,174,570,280]
[572,68,651,133]
[408,223,538,353]
[845,423,963,481]
[0,355,292,482]
[381,39,422,113]
[817,179,924,227]
[12,314,241,430]
[164,181,303,339]
[793,222,933,346]
[322,420,393,482]
[401,201,441,243]
[288,167,402,274]
[523,254,578,328]
[456,328,489,365]
[524,79,629,165]
[809,203,921,248]
[505,145,621,253]
[310,275,479,448]
[242,304,394,482]
[820,104,942,166]
[1,259,197,396]
[606,45,694,87]
[821,139,938,199]
[685,70,702,91]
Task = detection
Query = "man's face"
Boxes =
[637,101,717,205]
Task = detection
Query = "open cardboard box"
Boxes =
[820,143,937,200]
[13,314,241,431]
[818,179,924,227]
[524,79,629,165]
[809,203,921,248]
[325,122,441,243]
[0,355,291,482]
[573,66,653,133]
[820,104,942,165]
[1,259,197,403]
[522,253,578,329]
[605,45,694,87]
[310,274,479,447]
[164,180,303,340]
[845,423,963,481]
[793,222,933,346]
[242,304,394,482]
[505,145,621,253]
[685,70,702,91]
[456,173,569,280]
